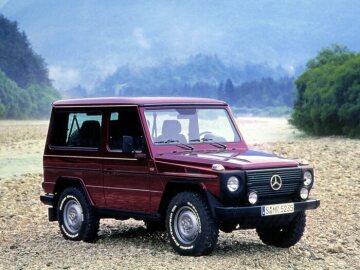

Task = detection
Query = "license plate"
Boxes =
[261,203,294,216]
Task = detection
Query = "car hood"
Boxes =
[155,149,299,170]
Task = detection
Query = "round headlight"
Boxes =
[300,187,309,200]
[227,176,239,192]
[248,192,258,205]
[303,171,313,186]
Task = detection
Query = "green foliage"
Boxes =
[0,70,60,119]
[291,45,360,138]
[0,15,61,119]
[0,15,50,88]
[0,70,28,119]
[26,84,61,118]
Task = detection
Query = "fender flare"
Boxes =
[54,176,95,206]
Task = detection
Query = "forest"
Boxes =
[0,15,60,119]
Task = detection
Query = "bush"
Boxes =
[290,45,360,138]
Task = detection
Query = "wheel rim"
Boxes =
[174,206,200,245]
[63,199,83,234]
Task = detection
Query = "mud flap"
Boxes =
[48,207,57,221]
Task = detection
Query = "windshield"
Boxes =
[144,108,240,145]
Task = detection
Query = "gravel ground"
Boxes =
[0,122,359,269]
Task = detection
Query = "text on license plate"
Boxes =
[261,203,294,216]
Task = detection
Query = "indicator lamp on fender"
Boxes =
[212,164,225,171]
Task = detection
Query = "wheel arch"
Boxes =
[53,176,94,207]
[158,180,222,219]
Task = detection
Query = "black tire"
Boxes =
[256,212,306,248]
[166,192,219,256]
[145,220,165,232]
[57,187,99,242]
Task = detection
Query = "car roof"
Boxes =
[53,97,227,107]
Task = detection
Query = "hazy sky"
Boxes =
[1,0,360,89]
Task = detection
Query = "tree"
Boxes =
[0,15,50,88]
[291,45,360,138]
[224,79,235,104]
[0,70,29,119]
[0,15,61,119]
[306,44,353,69]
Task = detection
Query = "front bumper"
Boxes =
[215,198,320,219]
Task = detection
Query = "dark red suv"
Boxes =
[40,97,319,256]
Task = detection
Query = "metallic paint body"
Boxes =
[42,97,301,215]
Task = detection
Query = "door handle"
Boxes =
[134,153,147,159]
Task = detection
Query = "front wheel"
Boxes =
[166,192,219,256]
[57,187,99,242]
[256,212,306,248]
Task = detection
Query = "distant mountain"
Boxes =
[86,54,295,113]
[94,54,290,97]
[1,0,360,90]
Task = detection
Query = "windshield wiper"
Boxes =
[211,142,227,149]
[154,140,179,144]
[201,138,227,149]
[177,143,194,151]
[154,140,193,151]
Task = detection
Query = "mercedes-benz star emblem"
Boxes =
[270,175,282,190]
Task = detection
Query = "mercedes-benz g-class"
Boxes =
[40,97,320,256]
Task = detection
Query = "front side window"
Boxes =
[144,108,240,145]
[108,110,145,152]
[51,111,102,148]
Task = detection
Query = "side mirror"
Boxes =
[122,136,134,153]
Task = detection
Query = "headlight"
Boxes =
[227,176,239,192]
[248,192,258,205]
[300,187,309,200]
[303,171,313,186]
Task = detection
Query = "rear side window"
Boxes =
[50,111,102,148]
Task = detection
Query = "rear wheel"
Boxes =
[57,187,99,242]
[166,192,219,256]
[256,212,306,248]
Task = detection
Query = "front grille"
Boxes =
[246,168,302,202]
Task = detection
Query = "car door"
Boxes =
[102,107,150,212]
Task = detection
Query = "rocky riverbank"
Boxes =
[0,121,359,269]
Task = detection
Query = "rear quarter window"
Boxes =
[50,111,102,148]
